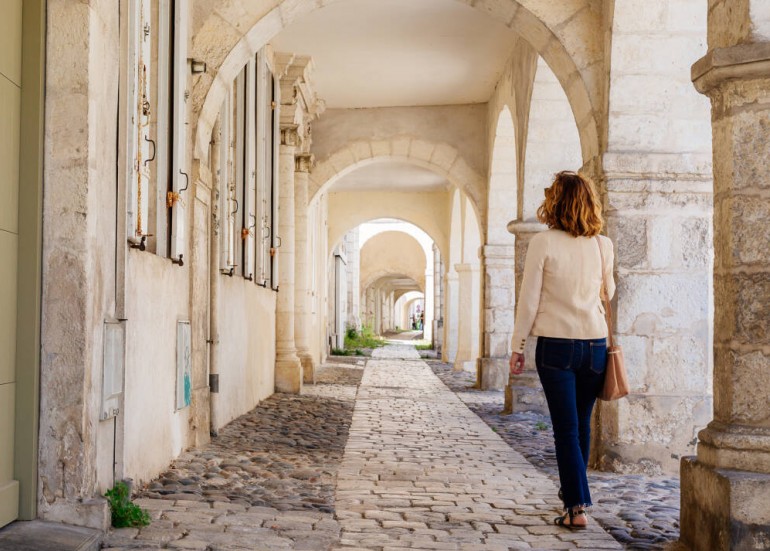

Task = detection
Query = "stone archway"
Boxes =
[191,0,603,166]
[310,137,486,232]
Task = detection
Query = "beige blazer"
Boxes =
[511,229,615,354]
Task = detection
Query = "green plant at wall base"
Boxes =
[414,344,433,350]
[331,347,351,356]
[105,481,151,528]
[535,421,549,431]
[344,325,386,350]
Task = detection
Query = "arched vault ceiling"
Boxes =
[331,161,450,193]
[192,0,603,163]
[270,0,519,108]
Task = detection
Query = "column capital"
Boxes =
[482,244,516,262]
[507,220,548,237]
[692,42,770,95]
[295,153,315,173]
[454,263,480,274]
[281,125,300,147]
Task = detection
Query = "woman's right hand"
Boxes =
[509,352,525,376]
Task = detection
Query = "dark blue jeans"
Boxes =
[535,336,607,509]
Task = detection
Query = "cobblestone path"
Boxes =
[101,362,362,550]
[430,362,682,551]
[333,345,621,550]
[103,347,629,550]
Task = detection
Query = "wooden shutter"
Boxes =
[169,0,188,262]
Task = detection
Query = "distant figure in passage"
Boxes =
[508,171,615,530]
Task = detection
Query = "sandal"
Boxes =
[554,507,587,530]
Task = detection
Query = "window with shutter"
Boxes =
[127,0,152,246]
[270,72,281,290]
[242,59,257,281]
[219,93,233,273]
[169,0,188,264]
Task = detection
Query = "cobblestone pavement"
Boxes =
[102,347,648,550]
[102,362,362,550]
[430,362,681,551]
[333,344,621,550]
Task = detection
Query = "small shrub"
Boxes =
[105,481,150,528]
[354,349,364,356]
[346,326,358,340]
[331,347,350,356]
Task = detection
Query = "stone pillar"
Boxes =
[274,128,302,393]
[333,251,346,350]
[423,269,434,342]
[294,153,315,384]
[479,244,516,390]
[373,288,381,335]
[442,270,459,362]
[345,229,361,330]
[504,221,549,413]
[453,263,480,372]
[592,159,712,473]
[433,245,443,354]
[680,41,770,551]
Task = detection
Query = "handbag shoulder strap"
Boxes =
[594,236,615,348]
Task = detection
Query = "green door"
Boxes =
[0,0,22,529]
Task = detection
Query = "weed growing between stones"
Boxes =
[105,481,150,528]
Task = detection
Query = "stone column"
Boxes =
[504,221,549,413]
[294,153,314,384]
[375,288,383,335]
[453,263,480,372]
[423,268,434,342]
[442,270,459,363]
[432,245,443,354]
[680,42,770,551]
[478,244,516,390]
[345,228,361,330]
[274,128,302,393]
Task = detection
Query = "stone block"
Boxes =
[391,136,411,158]
[409,139,435,163]
[596,394,711,474]
[370,139,391,158]
[607,215,647,269]
[479,358,508,391]
[680,457,770,551]
[724,194,770,266]
[720,108,770,193]
[715,272,770,345]
[714,347,770,425]
[348,141,372,162]
[615,273,709,335]
[612,0,667,34]
[649,335,710,394]
[473,0,518,25]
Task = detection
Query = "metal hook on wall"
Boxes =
[144,135,156,166]
[231,198,239,217]
[179,170,190,193]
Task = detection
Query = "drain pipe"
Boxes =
[209,117,221,437]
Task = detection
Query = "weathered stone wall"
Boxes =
[679,7,770,545]
[591,0,714,475]
[39,0,118,529]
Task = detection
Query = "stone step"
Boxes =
[0,520,102,551]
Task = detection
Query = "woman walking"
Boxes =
[509,171,615,529]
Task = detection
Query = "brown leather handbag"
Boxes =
[595,237,629,401]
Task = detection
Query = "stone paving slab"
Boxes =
[332,344,622,550]
[0,520,101,551]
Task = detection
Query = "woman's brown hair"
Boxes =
[537,171,603,238]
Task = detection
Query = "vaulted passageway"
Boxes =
[3,0,768,549]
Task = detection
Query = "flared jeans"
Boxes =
[535,336,607,509]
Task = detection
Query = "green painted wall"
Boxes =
[14,0,45,521]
